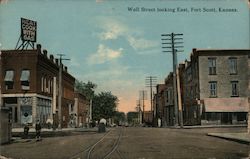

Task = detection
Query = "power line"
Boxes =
[145,76,157,113]
[139,90,147,123]
[161,33,184,127]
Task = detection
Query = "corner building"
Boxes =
[0,44,75,128]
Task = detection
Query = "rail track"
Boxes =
[69,127,124,159]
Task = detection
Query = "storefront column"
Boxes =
[32,96,37,127]
[17,98,21,125]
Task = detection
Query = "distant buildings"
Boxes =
[154,49,250,126]
[0,44,88,128]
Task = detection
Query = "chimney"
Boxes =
[64,66,68,72]
[50,54,54,61]
[43,50,48,57]
[55,59,59,65]
[37,44,42,54]
[192,48,197,53]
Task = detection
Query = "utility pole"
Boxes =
[139,90,147,124]
[145,76,157,112]
[136,100,142,124]
[145,76,157,126]
[161,33,183,127]
[57,54,70,129]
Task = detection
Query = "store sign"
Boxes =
[21,18,37,42]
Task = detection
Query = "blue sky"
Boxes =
[0,0,249,112]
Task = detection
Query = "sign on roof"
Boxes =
[21,18,37,42]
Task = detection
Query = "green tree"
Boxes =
[92,91,118,121]
[127,112,138,124]
[75,80,97,99]
[113,111,126,125]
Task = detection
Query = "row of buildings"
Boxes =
[0,44,89,128]
[153,49,250,126]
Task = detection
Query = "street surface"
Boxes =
[1,127,249,159]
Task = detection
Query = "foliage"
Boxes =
[75,80,97,100]
[92,91,119,121]
[127,111,138,124]
[113,111,126,125]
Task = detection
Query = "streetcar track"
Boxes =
[87,127,124,159]
[68,130,112,159]
[68,127,124,159]
[103,128,123,159]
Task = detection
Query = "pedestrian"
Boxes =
[35,120,42,141]
[23,123,29,139]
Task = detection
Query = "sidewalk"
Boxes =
[207,132,250,144]
[11,127,99,139]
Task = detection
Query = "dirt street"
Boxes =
[0,127,249,159]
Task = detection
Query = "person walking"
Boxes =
[35,120,42,141]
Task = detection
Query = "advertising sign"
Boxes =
[21,18,37,42]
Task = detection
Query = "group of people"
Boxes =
[23,120,42,141]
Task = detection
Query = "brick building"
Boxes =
[154,84,166,127]
[0,44,75,128]
[73,92,89,127]
[183,49,249,125]
[163,73,174,126]
[154,49,249,126]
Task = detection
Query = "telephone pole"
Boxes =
[139,90,147,123]
[161,33,183,127]
[57,54,70,129]
[145,76,157,112]
[145,76,157,125]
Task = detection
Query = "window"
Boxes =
[209,81,217,97]
[231,81,239,97]
[229,57,237,74]
[4,70,14,90]
[208,58,216,75]
[20,70,30,90]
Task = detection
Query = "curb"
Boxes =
[207,133,250,145]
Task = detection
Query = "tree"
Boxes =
[127,111,138,124]
[113,111,126,125]
[75,80,97,100]
[92,91,118,121]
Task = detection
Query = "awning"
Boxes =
[4,70,14,82]
[20,70,30,81]
[203,97,249,112]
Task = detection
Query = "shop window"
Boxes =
[4,70,14,90]
[20,70,30,90]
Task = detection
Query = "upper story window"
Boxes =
[231,81,239,97]
[208,58,216,75]
[4,70,14,90]
[228,57,237,74]
[209,81,217,97]
[20,70,30,90]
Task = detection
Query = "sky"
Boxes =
[0,0,249,113]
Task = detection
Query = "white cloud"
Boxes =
[97,18,159,52]
[88,44,123,64]
[98,19,128,40]
[127,35,159,51]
